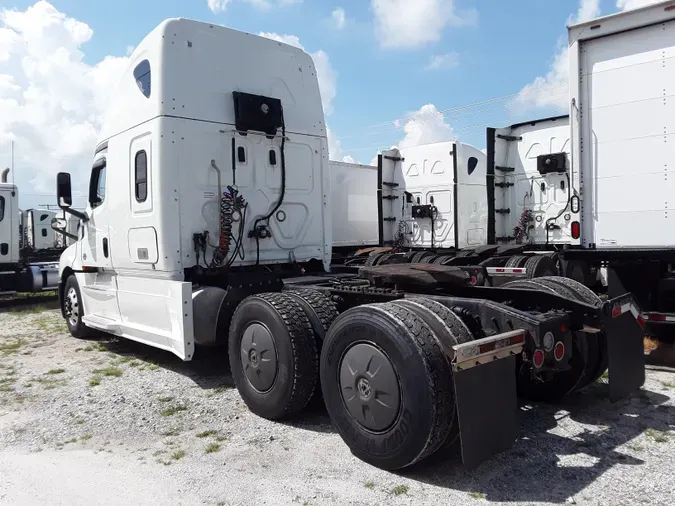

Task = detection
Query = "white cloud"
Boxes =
[371,0,477,49]
[617,0,661,11]
[0,1,129,196]
[258,32,337,116]
[425,52,459,71]
[332,8,346,29]
[510,0,600,113]
[327,127,357,163]
[207,0,300,14]
[397,104,455,149]
[207,0,232,13]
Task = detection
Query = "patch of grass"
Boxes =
[161,405,188,417]
[215,435,228,442]
[645,428,669,443]
[660,380,675,390]
[364,481,375,490]
[469,492,486,500]
[170,449,185,460]
[81,343,107,352]
[118,356,133,364]
[196,430,217,438]
[80,433,92,441]
[92,366,123,377]
[204,442,221,454]
[47,368,66,375]
[162,428,181,437]
[89,376,102,387]
[0,338,27,357]
[147,362,160,371]
[34,377,67,390]
[0,376,17,385]
[158,396,174,403]
[0,384,14,392]
[391,485,409,496]
[128,360,140,368]
[76,419,85,425]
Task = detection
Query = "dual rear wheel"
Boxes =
[227,290,474,470]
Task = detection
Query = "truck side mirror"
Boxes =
[56,172,88,222]
[57,172,73,207]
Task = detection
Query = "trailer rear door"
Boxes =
[578,17,675,247]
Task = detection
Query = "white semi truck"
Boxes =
[53,18,647,472]
[0,168,61,296]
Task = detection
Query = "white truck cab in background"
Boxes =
[55,18,330,359]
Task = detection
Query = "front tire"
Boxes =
[63,275,91,339]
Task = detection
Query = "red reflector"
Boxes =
[513,269,523,274]
[637,314,646,329]
[470,276,477,285]
[533,349,545,368]
[646,313,666,322]
[510,333,525,345]
[496,268,505,273]
[571,221,580,239]
[560,324,567,333]
[554,342,565,361]
[666,5,675,11]
[611,305,622,318]
[479,342,496,354]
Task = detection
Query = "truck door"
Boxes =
[79,155,120,321]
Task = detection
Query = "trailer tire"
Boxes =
[365,252,386,267]
[228,293,318,420]
[534,277,608,385]
[505,255,528,268]
[62,275,92,339]
[391,298,474,450]
[432,255,453,265]
[420,254,438,264]
[501,278,591,401]
[524,255,558,279]
[320,302,453,470]
[411,251,434,264]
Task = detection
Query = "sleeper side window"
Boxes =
[135,150,148,203]
[89,159,107,210]
[133,60,151,98]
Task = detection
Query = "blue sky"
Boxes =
[0,0,656,209]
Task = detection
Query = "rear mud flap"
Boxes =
[602,294,646,402]
[452,330,524,470]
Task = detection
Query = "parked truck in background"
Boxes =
[0,168,61,296]
[53,18,647,473]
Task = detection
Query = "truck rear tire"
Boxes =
[391,297,474,450]
[524,255,558,279]
[228,292,318,420]
[505,255,528,268]
[320,302,453,470]
[411,251,434,264]
[62,275,92,339]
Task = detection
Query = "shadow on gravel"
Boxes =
[81,334,235,392]
[404,382,675,503]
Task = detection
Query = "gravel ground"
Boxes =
[1,305,675,506]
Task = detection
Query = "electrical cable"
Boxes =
[545,172,571,245]
[252,108,286,266]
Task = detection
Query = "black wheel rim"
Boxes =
[240,322,278,392]
[338,343,401,432]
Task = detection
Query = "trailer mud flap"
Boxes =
[451,329,525,470]
[603,294,646,402]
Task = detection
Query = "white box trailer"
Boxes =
[564,1,675,337]
[51,17,647,473]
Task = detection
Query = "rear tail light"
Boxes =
[571,221,580,239]
[532,349,545,368]
[554,342,565,361]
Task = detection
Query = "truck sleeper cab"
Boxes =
[56,18,648,473]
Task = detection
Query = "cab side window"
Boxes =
[0,196,5,222]
[89,159,107,209]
